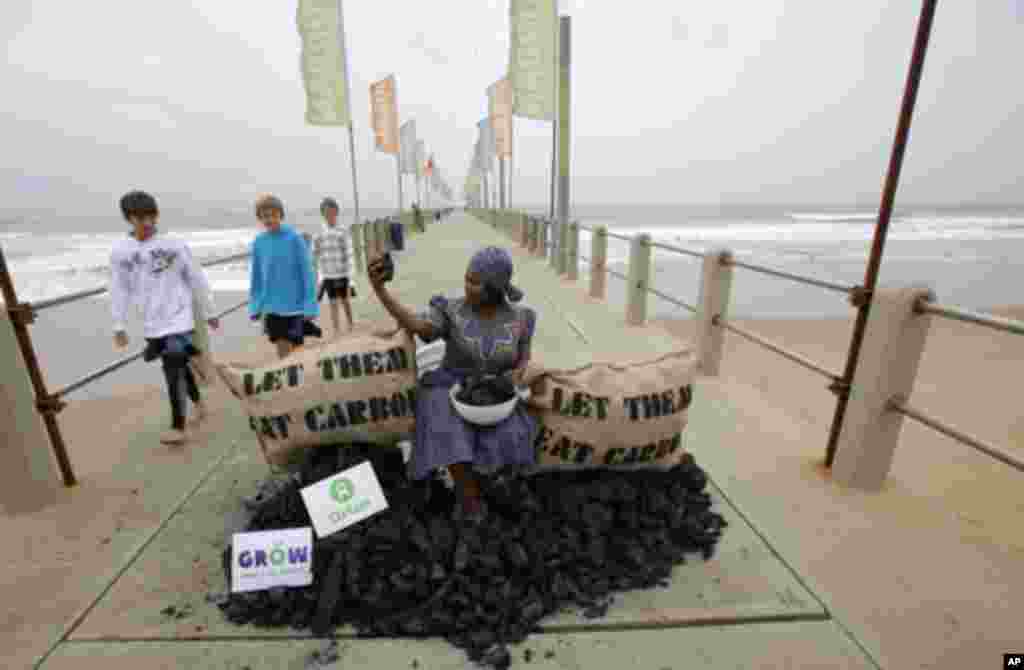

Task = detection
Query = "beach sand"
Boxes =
[653,305,1024,552]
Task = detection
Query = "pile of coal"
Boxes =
[455,375,517,406]
[217,444,726,669]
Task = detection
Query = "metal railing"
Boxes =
[51,297,251,401]
[0,215,405,487]
[888,397,1024,473]
[494,208,1024,480]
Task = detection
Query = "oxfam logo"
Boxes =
[329,478,355,504]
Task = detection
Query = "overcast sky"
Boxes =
[2,0,1023,214]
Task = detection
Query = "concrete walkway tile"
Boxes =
[45,620,874,669]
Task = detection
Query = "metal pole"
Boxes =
[0,245,76,486]
[499,158,507,209]
[396,154,404,214]
[509,118,515,210]
[347,124,361,227]
[556,16,572,253]
[825,0,939,468]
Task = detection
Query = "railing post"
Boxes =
[537,221,548,259]
[590,225,607,299]
[567,221,580,281]
[831,286,933,491]
[625,233,652,326]
[558,221,570,275]
[0,307,61,513]
[549,221,559,270]
[697,249,734,375]
[0,245,75,490]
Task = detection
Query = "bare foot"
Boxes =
[160,429,187,445]
[188,400,208,427]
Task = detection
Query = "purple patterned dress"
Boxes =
[409,295,539,480]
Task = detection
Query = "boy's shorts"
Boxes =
[143,331,198,363]
[264,314,305,345]
[319,277,350,300]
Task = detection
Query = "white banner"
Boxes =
[297,0,352,127]
[231,528,314,593]
[400,120,418,174]
[300,462,389,539]
[508,0,557,121]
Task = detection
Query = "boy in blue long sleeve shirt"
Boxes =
[249,194,319,359]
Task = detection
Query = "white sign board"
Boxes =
[231,527,314,593]
[300,461,389,539]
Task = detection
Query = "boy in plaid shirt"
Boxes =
[312,197,354,337]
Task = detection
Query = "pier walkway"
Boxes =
[7,211,1020,670]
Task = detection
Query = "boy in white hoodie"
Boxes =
[311,197,354,337]
[110,191,219,445]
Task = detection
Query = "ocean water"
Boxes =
[2,204,1021,401]
[2,204,1023,315]
[1,204,1022,317]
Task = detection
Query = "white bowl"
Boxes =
[449,382,531,426]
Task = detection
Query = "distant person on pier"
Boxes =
[248,194,319,360]
[110,190,220,446]
[412,202,425,233]
[367,246,538,523]
[312,197,354,338]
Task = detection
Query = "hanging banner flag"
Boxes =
[370,75,399,154]
[297,0,353,127]
[400,121,418,174]
[508,0,557,121]
[488,78,515,158]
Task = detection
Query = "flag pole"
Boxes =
[556,15,571,273]
[395,154,403,214]
[347,124,361,226]
[499,157,506,209]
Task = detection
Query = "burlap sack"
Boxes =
[217,330,417,468]
[527,349,697,470]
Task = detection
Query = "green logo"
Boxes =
[329,478,355,504]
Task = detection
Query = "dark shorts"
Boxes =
[319,277,350,301]
[143,332,198,363]
[264,314,305,345]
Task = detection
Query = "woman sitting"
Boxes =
[368,246,538,522]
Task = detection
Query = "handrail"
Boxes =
[648,285,698,314]
[888,397,1024,473]
[714,315,841,382]
[51,297,250,400]
[915,299,1024,337]
[645,239,704,259]
[722,256,855,295]
[31,250,253,313]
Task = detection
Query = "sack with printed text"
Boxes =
[217,329,418,468]
[527,349,697,470]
